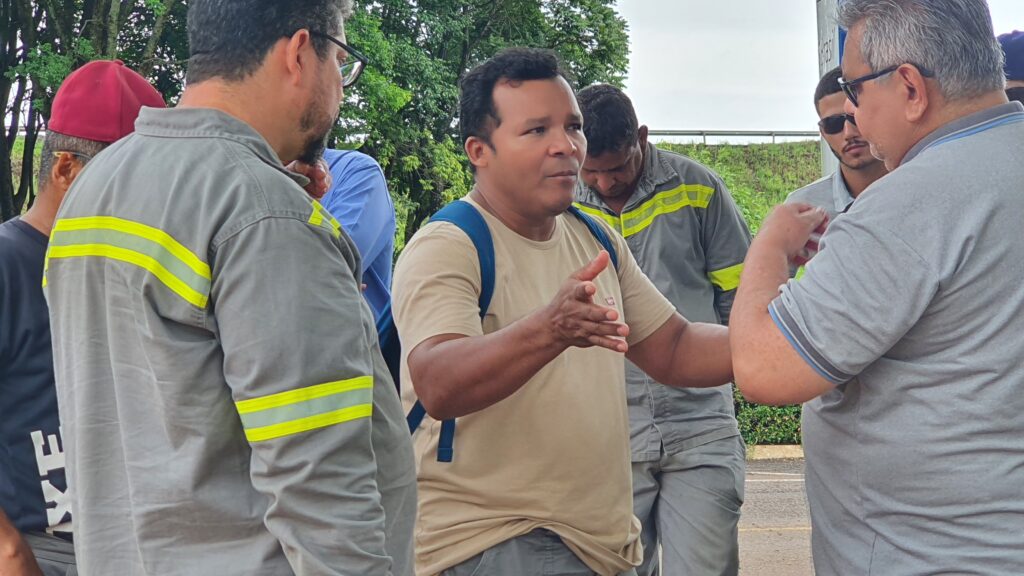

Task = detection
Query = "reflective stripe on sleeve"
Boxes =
[708,263,744,291]
[236,376,374,442]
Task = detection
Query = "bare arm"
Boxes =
[626,313,733,388]
[409,251,628,420]
[0,509,41,576]
[730,203,833,405]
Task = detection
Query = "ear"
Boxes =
[281,29,315,88]
[899,64,930,122]
[638,125,649,149]
[465,136,492,169]
[51,153,85,196]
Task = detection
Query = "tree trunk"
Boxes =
[138,0,180,76]
[13,101,40,215]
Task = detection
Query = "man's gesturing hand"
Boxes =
[543,250,629,353]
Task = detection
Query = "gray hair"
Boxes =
[38,132,108,189]
[839,0,1005,101]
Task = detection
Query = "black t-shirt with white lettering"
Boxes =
[0,217,70,533]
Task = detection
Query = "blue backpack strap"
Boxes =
[406,200,495,462]
[567,205,619,270]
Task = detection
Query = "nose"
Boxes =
[595,173,616,194]
[842,116,859,138]
[843,97,856,116]
[549,128,578,156]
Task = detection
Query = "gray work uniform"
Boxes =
[770,102,1024,575]
[785,170,854,221]
[575,144,751,576]
[44,107,416,576]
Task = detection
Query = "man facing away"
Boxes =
[0,60,163,576]
[574,84,750,576]
[731,0,1024,573]
[320,148,396,318]
[43,1,415,574]
[786,67,887,221]
[392,47,735,576]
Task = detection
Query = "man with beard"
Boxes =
[42,1,416,574]
[786,67,887,225]
[999,30,1024,104]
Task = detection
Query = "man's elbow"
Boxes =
[732,348,787,405]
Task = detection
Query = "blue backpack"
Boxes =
[375,200,619,463]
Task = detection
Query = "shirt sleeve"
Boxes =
[322,155,396,275]
[608,224,677,346]
[702,177,752,325]
[210,215,392,576]
[391,222,484,354]
[768,212,938,385]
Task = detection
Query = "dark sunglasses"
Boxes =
[838,62,933,107]
[818,113,857,135]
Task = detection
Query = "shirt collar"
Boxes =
[831,170,856,213]
[133,107,309,187]
[901,101,1024,166]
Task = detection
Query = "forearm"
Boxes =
[663,321,733,388]
[410,310,567,420]
[729,236,791,391]
[629,315,733,388]
[0,510,41,576]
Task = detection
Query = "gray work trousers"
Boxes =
[632,434,745,576]
[24,533,77,576]
[441,529,639,576]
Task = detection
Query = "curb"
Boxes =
[747,444,804,460]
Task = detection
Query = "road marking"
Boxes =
[739,526,812,533]
[747,479,805,483]
[748,471,804,477]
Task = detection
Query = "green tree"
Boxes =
[1,0,187,222]
[342,0,630,245]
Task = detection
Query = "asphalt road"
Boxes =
[739,459,814,576]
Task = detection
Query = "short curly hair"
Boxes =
[459,47,572,149]
[577,84,638,158]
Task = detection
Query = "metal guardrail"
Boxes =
[648,130,820,145]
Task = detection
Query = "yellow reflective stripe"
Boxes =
[46,244,208,307]
[308,201,325,227]
[572,203,621,233]
[244,404,373,442]
[308,201,342,238]
[708,262,744,291]
[795,266,806,280]
[618,184,715,237]
[235,375,373,414]
[53,216,210,280]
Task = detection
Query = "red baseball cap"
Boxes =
[48,60,165,144]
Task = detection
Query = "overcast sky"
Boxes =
[616,0,1024,134]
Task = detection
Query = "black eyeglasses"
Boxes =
[818,113,857,135]
[308,30,368,88]
[838,63,933,107]
[53,151,93,163]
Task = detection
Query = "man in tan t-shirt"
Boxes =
[392,48,735,576]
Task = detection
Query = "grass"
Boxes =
[10,136,43,206]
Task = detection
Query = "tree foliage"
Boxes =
[1,0,629,229]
